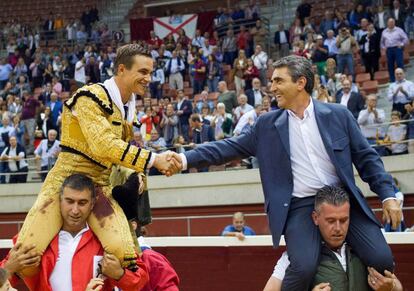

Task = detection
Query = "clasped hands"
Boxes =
[153,151,183,177]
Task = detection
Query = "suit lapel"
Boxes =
[273,110,290,156]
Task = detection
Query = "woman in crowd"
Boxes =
[207,54,221,93]
[233,49,248,94]
[244,58,259,90]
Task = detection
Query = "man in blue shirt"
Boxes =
[222,212,256,240]
[0,58,13,90]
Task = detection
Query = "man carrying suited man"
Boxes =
[154,55,402,291]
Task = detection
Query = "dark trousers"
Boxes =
[193,79,205,94]
[40,165,49,182]
[281,196,394,291]
[9,166,28,183]
[386,47,404,82]
[363,53,380,80]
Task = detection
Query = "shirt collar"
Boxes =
[60,224,89,239]
[287,98,314,120]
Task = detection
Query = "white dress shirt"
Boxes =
[279,31,287,44]
[288,99,341,198]
[357,108,386,138]
[340,92,351,107]
[387,79,414,104]
[49,225,89,291]
[254,89,263,106]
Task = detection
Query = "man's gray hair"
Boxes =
[273,55,314,95]
[314,186,349,212]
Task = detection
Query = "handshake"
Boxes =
[152,151,183,176]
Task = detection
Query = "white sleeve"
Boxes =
[271,251,290,281]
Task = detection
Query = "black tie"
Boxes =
[124,105,128,120]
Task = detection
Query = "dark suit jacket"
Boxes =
[390,8,406,28]
[184,100,394,247]
[359,32,381,57]
[46,101,62,127]
[245,89,266,107]
[274,30,290,46]
[335,91,365,120]
[192,124,215,144]
[175,99,193,125]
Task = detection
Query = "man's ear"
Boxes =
[312,210,319,226]
[296,76,307,92]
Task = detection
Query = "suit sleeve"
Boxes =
[345,108,395,201]
[74,96,151,173]
[184,120,258,169]
[109,257,149,291]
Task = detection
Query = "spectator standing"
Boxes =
[196,91,215,114]
[85,56,100,84]
[385,111,408,155]
[150,62,165,100]
[387,68,414,116]
[381,18,409,82]
[0,136,28,183]
[163,35,176,52]
[374,5,390,33]
[206,54,221,93]
[319,11,335,37]
[405,0,414,39]
[13,58,28,80]
[311,35,329,77]
[0,116,15,184]
[14,76,31,99]
[46,92,62,128]
[29,57,44,88]
[165,50,185,91]
[357,94,387,155]
[34,129,60,181]
[222,212,256,241]
[192,53,206,95]
[160,104,179,147]
[140,106,160,141]
[274,24,290,58]
[11,115,24,146]
[290,18,303,44]
[323,30,338,59]
[336,79,365,119]
[192,29,205,48]
[8,97,23,119]
[359,23,381,80]
[222,29,238,66]
[244,59,260,90]
[251,45,268,86]
[296,0,312,25]
[36,107,55,139]
[21,91,40,155]
[0,58,13,90]
[237,25,251,54]
[217,81,238,114]
[74,57,86,87]
[148,31,163,49]
[233,50,248,94]
[390,0,406,29]
[250,20,267,49]
[175,90,193,142]
[336,27,357,78]
[403,100,414,153]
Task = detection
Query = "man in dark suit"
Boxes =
[245,78,267,107]
[359,24,381,80]
[46,92,62,128]
[390,0,406,28]
[335,79,365,119]
[274,24,290,58]
[161,56,401,291]
[174,89,193,142]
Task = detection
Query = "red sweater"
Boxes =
[1,232,149,291]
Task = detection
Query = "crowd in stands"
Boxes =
[0,0,413,184]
